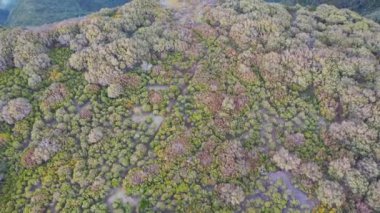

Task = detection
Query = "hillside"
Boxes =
[0,0,379,212]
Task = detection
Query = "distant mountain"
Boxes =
[367,7,380,22]
[6,0,127,26]
[0,0,18,10]
[0,9,8,25]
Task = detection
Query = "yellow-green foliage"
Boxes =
[0,133,10,146]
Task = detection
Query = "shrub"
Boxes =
[356,158,379,180]
[299,162,322,182]
[345,169,369,196]
[216,140,255,178]
[40,83,69,110]
[215,183,245,206]
[107,83,123,98]
[88,127,103,144]
[328,157,351,180]
[272,148,301,172]
[317,180,346,208]
[21,138,61,168]
[366,180,380,211]
[1,98,32,124]
[0,133,10,146]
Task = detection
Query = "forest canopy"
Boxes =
[0,0,379,212]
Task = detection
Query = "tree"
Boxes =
[317,180,345,208]
[1,98,32,124]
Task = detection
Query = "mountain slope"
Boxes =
[0,0,379,212]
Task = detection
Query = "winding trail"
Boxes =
[269,171,317,210]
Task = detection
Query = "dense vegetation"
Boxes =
[268,0,380,22]
[0,0,379,212]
